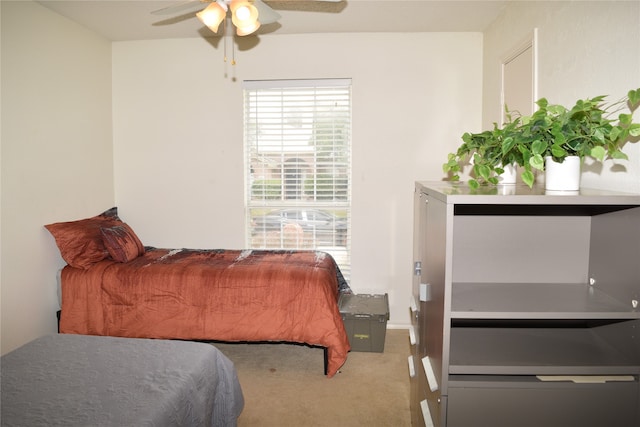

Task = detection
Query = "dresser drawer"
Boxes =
[446,375,640,427]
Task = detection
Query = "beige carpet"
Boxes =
[213,329,411,426]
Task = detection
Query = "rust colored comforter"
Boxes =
[60,249,351,377]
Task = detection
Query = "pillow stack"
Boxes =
[45,207,144,269]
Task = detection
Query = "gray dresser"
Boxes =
[409,181,640,427]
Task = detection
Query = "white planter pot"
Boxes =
[545,156,581,191]
[497,163,517,185]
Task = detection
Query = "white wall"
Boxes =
[0,1,114,354]
[112,33,484,327]
[483,1,640,193]
[5,1,634,349]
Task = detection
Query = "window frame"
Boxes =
[243,78,352,279]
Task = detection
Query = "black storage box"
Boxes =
[339,293,389,352]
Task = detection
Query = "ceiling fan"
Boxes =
[152,0,342,37]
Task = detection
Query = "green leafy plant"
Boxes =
[524,89,640,176]
[444,88,640,188]
[443,112,531,189]
[442,126,500,188]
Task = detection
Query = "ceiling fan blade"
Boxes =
[264,0,345,13]
[254,0,281,25]
[151,0,209,16]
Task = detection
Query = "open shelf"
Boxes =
[451,282,639,320]
[449,325,640,375]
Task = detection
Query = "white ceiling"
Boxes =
[36,0,508,41]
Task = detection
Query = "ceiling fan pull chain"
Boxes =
[232,35,237,66]
[221,18,236,66]
[223,18,228,63]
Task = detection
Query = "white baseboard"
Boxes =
[386,323,410,330]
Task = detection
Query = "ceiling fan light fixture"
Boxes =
[235,21,261,36]
[235,5,251,21]
[196,1,228,33]
[230,0,260,36]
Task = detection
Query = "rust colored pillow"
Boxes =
[101,223,145,263]
[44,208,122,269]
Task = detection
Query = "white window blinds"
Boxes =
[244,79,352,279]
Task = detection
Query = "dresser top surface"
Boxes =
[416,181,640,205]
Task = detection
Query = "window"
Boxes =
[244,79,352,279]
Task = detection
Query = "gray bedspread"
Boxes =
[1,334,244,426]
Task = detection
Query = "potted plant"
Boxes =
[443,110,532,189]
[522,89,640,189]
[444,88,640,189]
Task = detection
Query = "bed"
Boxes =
[45,208,351,378]
[0,334,244,426]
